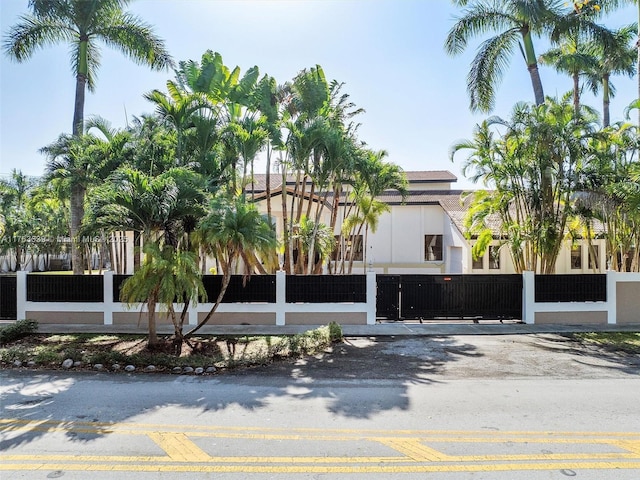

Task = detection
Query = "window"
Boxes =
[488,245,500,269]
[472,254,484,270]
[333,235,363,261]
[424,235,443,261]
[588,245,599,270]
[571,246,582,270]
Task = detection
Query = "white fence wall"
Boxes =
[16,271,377,326]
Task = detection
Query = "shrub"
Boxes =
[0,319,38,345]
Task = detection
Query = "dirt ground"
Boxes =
[239,334,640,381]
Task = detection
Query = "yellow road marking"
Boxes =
[1,417,638,438]
[1,461,640,473]
[376,438,449,461]
[2,418,639,474]
[146,432,210,462]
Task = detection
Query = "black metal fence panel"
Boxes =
[0,276,17,319]
[379,274,522,320]
[113,274,277,303]
[112,275,131,303]
[376,275,401,320]
[27,274,104,302]
[401,275,464,318]
[286,275,367,303]
[535,274,606,302]
[462,275,523,318]
[202,275,276,303]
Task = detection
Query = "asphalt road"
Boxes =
[1,334,639,479]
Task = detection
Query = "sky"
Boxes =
[0,0,637,190]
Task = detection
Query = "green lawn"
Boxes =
[573,332,640,354]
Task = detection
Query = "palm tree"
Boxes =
[187,195,277,337]
[3,0,173,137]
[40,132,113,273]
[583,24,637,127]
[539,32,598,116]
[452,97,599,273]
[87,166,206,346]
[589,0,640,126]
[4,0,172,274]
[446,0,615,113]
[445,0,555,111]
[0,170,37,271]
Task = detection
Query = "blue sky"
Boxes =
[1,0,637,190]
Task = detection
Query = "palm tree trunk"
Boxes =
[73,36,89,136]
[266,142,272,225]
[147,290,159,348]
[70,183,85,274]
[73,72,86,136]
[522,30,545,105]
[602,74,611,127]
[572,73,580,117]
[185,269,232,337]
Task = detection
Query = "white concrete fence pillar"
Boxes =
[522,271,535,324]
[16,270,27,320]
[606,270,617,325]
[103,271,113,325]
[366,272,377,325]
[275,270,286,326]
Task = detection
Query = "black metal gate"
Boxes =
[0,275,17,320]
[377,274,522,320]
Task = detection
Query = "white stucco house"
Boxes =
[250,170,607,275]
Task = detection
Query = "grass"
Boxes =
[0,322,343,373]
[572,332,640,354]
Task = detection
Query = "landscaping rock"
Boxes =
[124,365,135,372]
[27,361,36,367]
[93,364,104,371]
[73,361,82,368]
[112,364,121,371]
[182,366,194,374]
[194,367,204,375]
[144,365,156,373]
[205,366,217,374]
[62,359,74,369]
[172,367,182,374]
[12,360,22,368]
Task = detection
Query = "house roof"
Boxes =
[246,170,457,193]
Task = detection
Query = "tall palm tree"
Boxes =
[446,0,615,113]
[445,0,556,111]
[583,24,637,127]
[539,32,598,116]
[589,0,639,126]
[3,0,173,137]
[4,0,172,274]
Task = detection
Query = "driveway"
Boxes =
[240,333,640,381]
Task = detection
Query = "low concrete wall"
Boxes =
[196,312,276,325]
[535,311,607,325]
[617,282,640,325]
[27,311,104,324]
[286,312,366,325]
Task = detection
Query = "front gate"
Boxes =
[377,274,522,321]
